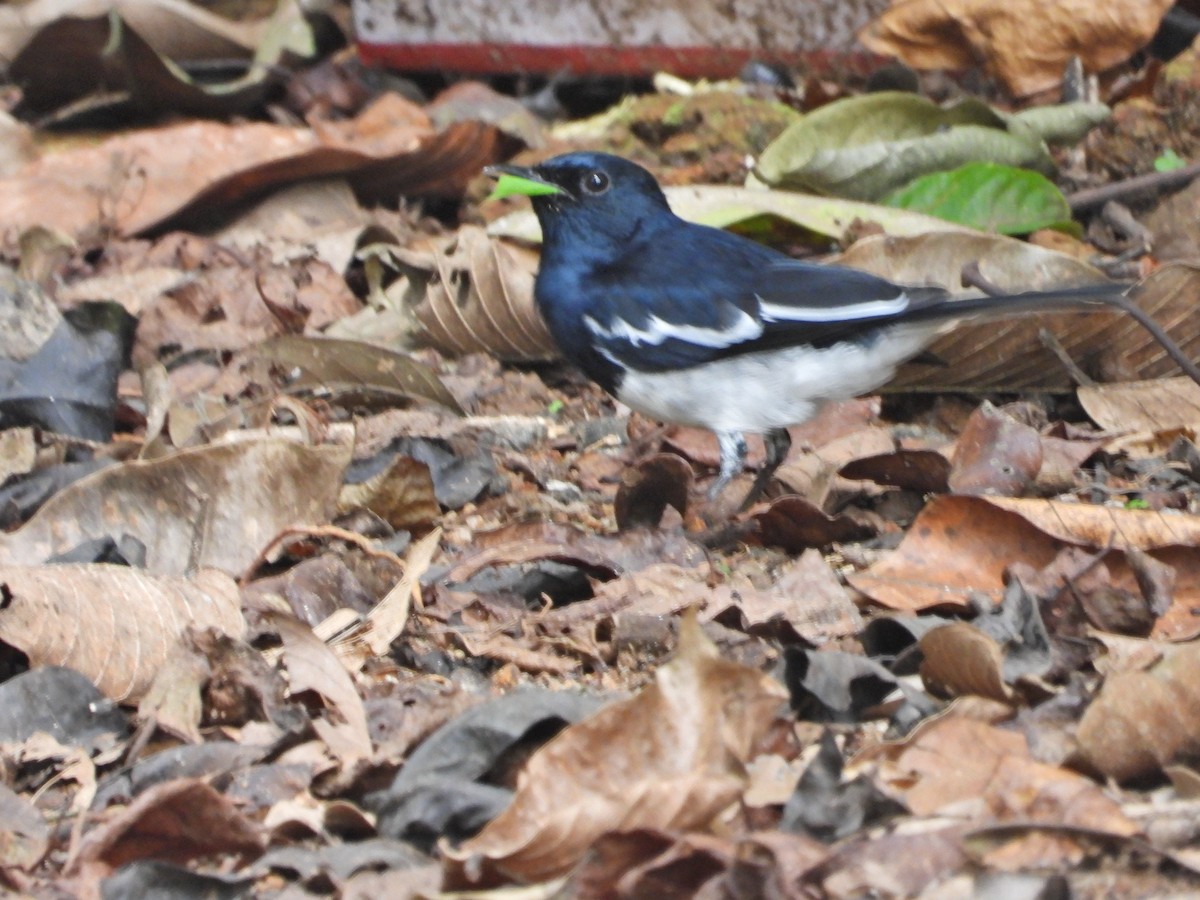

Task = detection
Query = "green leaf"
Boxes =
[488,173,564,202]
[1155,149,1187,173]
[884,163,1075,235]
[754,92,1109,202]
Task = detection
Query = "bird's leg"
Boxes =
[738,427,792,511]
[708,432,748,501]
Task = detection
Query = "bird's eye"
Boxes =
[581,170,610,195]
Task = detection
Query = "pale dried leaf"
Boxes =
[0,438,352,576]
[0,565,243,702]
[1079,376,1200,433]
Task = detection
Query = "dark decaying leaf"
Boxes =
[0,458,117,529]
[751,496,876,552]
[370,689,609,852]
[614,453,692,530]
[839,448,951,493]
[101,861,251,900]
[0,301,134,442]
[780,732,906,841]
[783,648,898,723]
[9,8,307,123]
[93,743,267,811]
[0,666,129,747]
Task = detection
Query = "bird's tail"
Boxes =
[903,280,1200,386]
[902,281,1131,324]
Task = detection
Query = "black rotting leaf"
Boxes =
[346,436,502,510]
[0,301,135,442]
[0,459,118,529]
[102,860,252,900]
[781,731,906,841]
[369,688,609,852]
[0,666,129,746]
[783,648,898,723]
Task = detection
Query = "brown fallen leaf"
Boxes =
[919,623,1014,704]
[876,715,1136,868]
[391,226,556,362]
[859,0,1173,98]
[441,611,788,886]
[0,437,352,576]
[948,401,1042,497]
[849,495,1200,614]
[67,778,263,875]
[0,93,498,252]
[1079,376,1200,433]
[268,612,372,766]
[0,565,243,702]
[1075,642,1200,782]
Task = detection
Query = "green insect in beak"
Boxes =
[484,166,567,202]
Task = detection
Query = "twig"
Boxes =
[1038,327,1096,387]
[1067,161,1200,213]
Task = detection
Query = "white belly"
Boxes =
[615,324,937,434]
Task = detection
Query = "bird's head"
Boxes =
[485,152,672,252]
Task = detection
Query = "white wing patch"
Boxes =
[584,308,763,348]
[757,293,910,323]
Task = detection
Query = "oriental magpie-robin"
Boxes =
[485,152,1130,507]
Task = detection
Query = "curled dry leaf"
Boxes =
[919,623,1014,704]
[859,0,1173,98]
[1075,642,1200,783]
[0,438,352,576]
[441,611,788,886]
[268,612,371,765]
[391,226,556,362]
[0,565,243,702]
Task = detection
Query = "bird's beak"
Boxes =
[483,165,568,202]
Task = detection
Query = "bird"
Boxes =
[484,152,1131,509]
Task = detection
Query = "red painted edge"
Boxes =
[356,41,882,79]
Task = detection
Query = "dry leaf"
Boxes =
[859,0,1174,97]
[269,612,372,765]
[68,778,263,874]
[0,94,498,252]
[0,565,243,702]
[393,226,556,362]
[849,495,1200,613]
[0,438,352,576]
[441,612,787,886]
[1075,642,1200,782]
[1078,376,1200,433]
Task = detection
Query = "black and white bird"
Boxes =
[486,152,1130,507]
